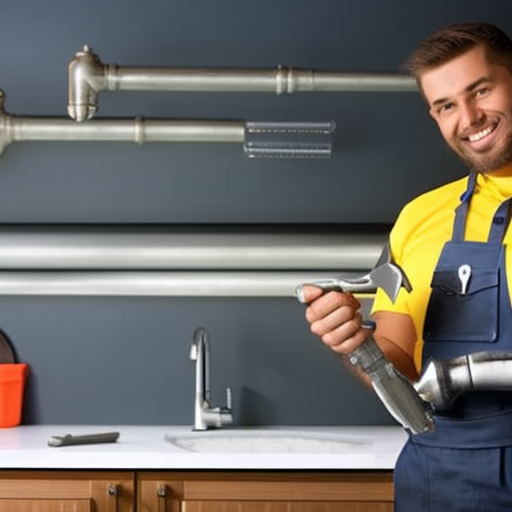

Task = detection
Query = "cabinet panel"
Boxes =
[138,477,183,512]
[0,471,134,512]
[0,470,395,511]
[0,499,91,512]
[138,471,394,512]
[184,501,393,512]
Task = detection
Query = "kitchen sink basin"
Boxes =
[164,431,372,453]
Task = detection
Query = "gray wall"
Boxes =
[0,0,510,427]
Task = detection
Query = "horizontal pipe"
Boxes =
[68,46,418,121]
[0,271,368,297]
[0,92,333,158]
[10,117,245,143]
[0,89,245,155]
[302,73,416,92]
[109,68,415,93]
[0,228,386,270]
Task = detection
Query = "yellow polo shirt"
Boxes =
[371,171,512,371]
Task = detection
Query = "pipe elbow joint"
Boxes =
[68,45,105,122]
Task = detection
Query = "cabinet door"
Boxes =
[138,474,183,512]
[0,471,134,512]
[138,471,394,512]
[0,499,91,512]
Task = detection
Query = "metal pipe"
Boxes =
[0,227,386,270]
[68,45,418,121]
[0,91,334,158]
[0,89,245,156]
[416,351,512,410]
[0,270,366,297]
[0,226,387,296]
[11,118,244,143]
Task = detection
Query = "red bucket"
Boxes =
[0,364,28,428]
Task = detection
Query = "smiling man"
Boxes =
[301,23,512,511]
[423,44,512,174]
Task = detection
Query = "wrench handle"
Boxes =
[349,338,434,434]
[295,277,374,303]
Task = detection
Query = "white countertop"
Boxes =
[0,425,407,470]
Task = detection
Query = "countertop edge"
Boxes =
[0,425,407,470]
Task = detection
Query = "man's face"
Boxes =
[421,45,512,174]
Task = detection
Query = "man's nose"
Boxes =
[459,101,484,128]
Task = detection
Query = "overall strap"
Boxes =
[488,197,512,243]
[453,170,512,243]
[452,170,477,242]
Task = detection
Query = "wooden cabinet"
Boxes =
[137,471,394,512]
[0,471,134,512]
[0,470,393,511]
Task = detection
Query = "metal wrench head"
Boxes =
[368,262,412,302]
[365,240,412,301]
[296,261,411,304]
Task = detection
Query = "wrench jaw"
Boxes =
[368,263,407,302]
[295,261,413,304]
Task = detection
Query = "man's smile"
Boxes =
[460,120,500,153]
[467,124,496,143]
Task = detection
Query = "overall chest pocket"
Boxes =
[424,266,499,342]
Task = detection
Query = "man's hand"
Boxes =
[302,285,374,356]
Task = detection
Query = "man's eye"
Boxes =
[437,103,454,115]
[475,87,489,98]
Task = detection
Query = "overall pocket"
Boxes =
[424,266,499,342]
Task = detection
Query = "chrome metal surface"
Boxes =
[414,356,469,410]
[243,120,335,159]
[189,327,233,431]
[295,262,407,303]
[350,337,434,434]
[0,271,359,297]
[0,228,386,270]
[416,352,512,410]
[0,90,331,158]
[0,90,244,156]
[0,225,387,296]
[68,46,417,122]
[296,262,434,434]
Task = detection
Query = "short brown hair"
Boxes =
[403,22,512,80]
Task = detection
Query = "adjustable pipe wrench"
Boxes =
[296,256,434,434]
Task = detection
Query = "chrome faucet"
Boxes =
[189,327,233,431]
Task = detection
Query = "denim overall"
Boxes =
[394,171,512,512]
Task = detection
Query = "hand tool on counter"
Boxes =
[48,431,120,447]
[296,252,435,435]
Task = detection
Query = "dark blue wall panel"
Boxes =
[0,0,510,426]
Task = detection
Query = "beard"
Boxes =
[448,119,512,174]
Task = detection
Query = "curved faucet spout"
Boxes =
[190,327,211,407]
[189,327,232,431]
